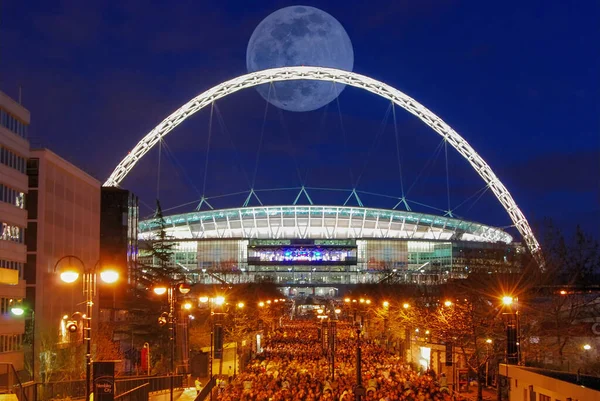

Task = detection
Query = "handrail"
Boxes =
[114,383,149,400]
[194,377,216,401]
[2,363,29,401]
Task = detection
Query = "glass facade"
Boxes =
[197,239,247,272]
[357,240,409,271]
[149,236,521,288]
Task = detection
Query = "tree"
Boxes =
[427,293,503,401]
[94,324,125,375]
[525,221,600,368]
[397,274,522,401]
[36,325,85,386]
[138,199,180,289]
[123,200,182,373]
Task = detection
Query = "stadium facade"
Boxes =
[139,205,524,297]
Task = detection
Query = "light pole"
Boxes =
[354,322,365,401]
[485,338,493,387]
[53,255,119,401]
[154,282,191,401]
[329,309,340,380]
[10,302,35,381]
[199,295,226,401]
[502,295,519,365]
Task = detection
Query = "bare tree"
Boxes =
[526,222,600,368]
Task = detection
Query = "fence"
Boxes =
[0,363,33,401]
[36,375,184,401]
[114,383,149,401]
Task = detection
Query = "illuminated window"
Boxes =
[0,222,24,243]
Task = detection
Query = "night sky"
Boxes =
[1,1,598,242]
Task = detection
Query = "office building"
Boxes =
[26,148,101,380]
[0,90,29,373]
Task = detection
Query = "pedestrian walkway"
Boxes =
[461,386,497,401]
[176,388,198,401]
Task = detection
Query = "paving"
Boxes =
[460,386,497,401]
[176,388,198,401]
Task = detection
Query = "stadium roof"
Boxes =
[139,205,513,244]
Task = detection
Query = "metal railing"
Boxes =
[115,375,184,395]
[194,377,215,401]
[0,363,33,401]
[36,375,184,401]
[114,383,149,401]
[37,379,85,400]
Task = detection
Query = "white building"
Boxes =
[0,90,29,373]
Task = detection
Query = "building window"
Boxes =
[0,109,28,139]
[0,333,24,353]
[0,146,26,173]
[0,184,25,209]
[0,259,24,279]
[0,298,22,315]
[0,222,24,243]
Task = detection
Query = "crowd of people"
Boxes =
[215,319,468,401]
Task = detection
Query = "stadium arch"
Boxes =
[103,66,542,267]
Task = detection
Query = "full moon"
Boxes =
[246,6,354,112]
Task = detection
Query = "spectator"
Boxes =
[195,377,202,395]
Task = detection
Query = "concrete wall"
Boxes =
[502,364,600,401]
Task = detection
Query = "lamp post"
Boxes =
[53,255,119,401]
[154,282,191,401]
[502,295,519,365]
[199,295,226,401]
[329,309,340,380]
[354,322,365,401]
[485,338,493,387]
[10,302,35,381]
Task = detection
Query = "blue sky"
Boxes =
[1,0,598,241]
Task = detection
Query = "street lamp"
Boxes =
[199,295,227,399]
[153,282,192,401]
[53,255,119,401]
[501,294,519,365]
[10,301,35,381]
[354,322,365,401]
[484,338,493,387]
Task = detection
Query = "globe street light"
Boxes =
[53,255,119,401]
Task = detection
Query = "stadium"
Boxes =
[137,203,524,297]
[105,67,541,297]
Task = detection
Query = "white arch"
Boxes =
[104,66,542,266]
